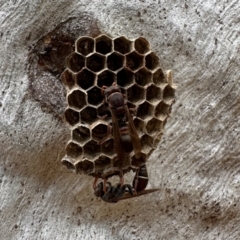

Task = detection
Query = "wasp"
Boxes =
[93,83,159,202]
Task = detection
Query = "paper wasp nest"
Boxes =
[61,35,175,178]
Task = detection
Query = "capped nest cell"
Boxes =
[61,34,176,178]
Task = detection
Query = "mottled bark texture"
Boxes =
[1,1,239,239]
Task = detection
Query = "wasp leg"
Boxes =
[103,178,108,193]
[133,169,139,194]
[119,170,124,187]
[93,177,99,190]
[94,181,112,198]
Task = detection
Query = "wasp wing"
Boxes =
[118,188,160,201]
[124,105,142,159]
[110,108,126,169]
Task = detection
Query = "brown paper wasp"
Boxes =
[93,82,159,203]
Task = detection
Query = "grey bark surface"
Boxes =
[1,1,239,239]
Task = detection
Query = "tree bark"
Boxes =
[1,1,239,239]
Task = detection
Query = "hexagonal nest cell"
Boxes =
[61,35,176,179]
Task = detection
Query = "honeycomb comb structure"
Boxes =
[61,35,176,178]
